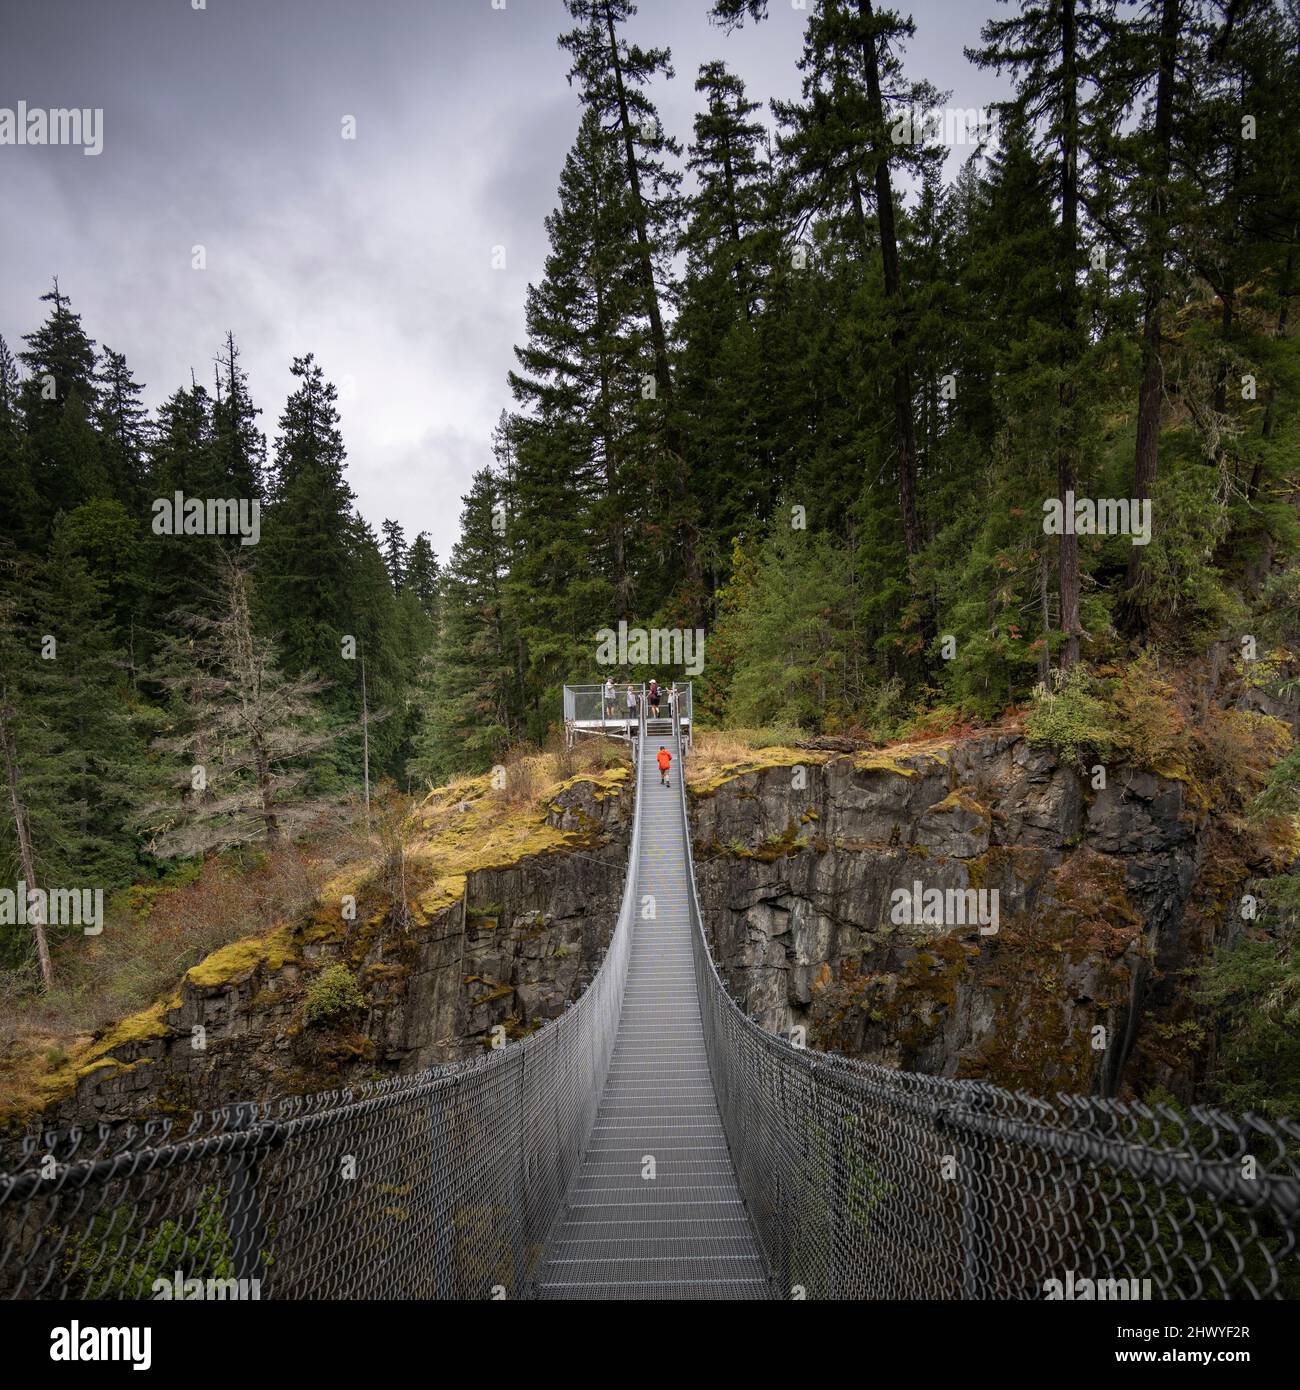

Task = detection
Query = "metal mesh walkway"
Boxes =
[536,722,771,1299]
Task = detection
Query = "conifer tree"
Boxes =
[0,524,145,983]
[381,518,407,592]
[18,282,106,520]
[409,469,519,781]
[95,347,149,512]
[507,108,642,636]
[211,331,266,502]
[0,335,37,549]
[969,0,1110,668]
[675,62,782,594]
[559,0,702,600]
[145,557,334,856]
[257,354,358,681]
[775,0,942,562]
[404,532,440,622]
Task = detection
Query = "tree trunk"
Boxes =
[1251,240,1293,498]
[859,0,922,558]
[0,703,52,988]
[255,738,279,845]
[1124,0,1180,631]
[1058,0,1083,670]
[361,651,371,839]
[600,1,701,600]
[603,2,672,404]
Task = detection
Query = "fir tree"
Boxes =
[18,281,106,520]
[211,331,266,502]
[381,518,407,592]
[95,346,149,511]
[0,335,37,549]
[145,557,334,856]
[257,354,358,682]
[409,469,518,781]
[404,532,440,622]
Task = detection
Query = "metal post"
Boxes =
[427,1076,459,1299]
[225,1103,267,1289]
[940,1096,991,1300]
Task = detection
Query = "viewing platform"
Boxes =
[563,681,693,752]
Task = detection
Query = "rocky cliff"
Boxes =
[690,730,1290,1100]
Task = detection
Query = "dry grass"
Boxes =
[493,734,625,811]
[686,727,815,791]
[0,818,360,1056]
[0,741,643,1122]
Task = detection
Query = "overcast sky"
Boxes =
[0,0,1010,563]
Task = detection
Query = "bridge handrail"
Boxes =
[0,701,649,1301]
[669,707,1300,1299]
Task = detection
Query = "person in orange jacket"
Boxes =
[656,745,672,787]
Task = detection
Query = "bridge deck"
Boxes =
[536,726,770,1299]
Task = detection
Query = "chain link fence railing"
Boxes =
[670,704,1300,1300]
[0,710,647,1302]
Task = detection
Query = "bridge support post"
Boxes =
[940,1095,993,1300]
[428,1078,459,1299]
[225,1103,268,1290]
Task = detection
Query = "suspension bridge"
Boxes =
[1,690,1298,1300]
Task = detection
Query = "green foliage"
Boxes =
[1196,878,1300,1120]
[69,1187,235,1300]
[1025,666,1120,766]
[716,526,858,731]
[1140,457,1234,638]
[303,964,365,1027]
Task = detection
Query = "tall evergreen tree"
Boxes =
[257,354,358,681]
[774,0,942,562]
[381,518,407,592]
[675,62,782,595]
[969,0,1111,668]
[1107,0,1187,627]
[95,347,149,512]
[560,0,702,601]
[404,531,440,621]
[409,469,519,781]
[211,330,266,502]
[18,282,106,520]
[507,108,644,644]
[0,523,146,978]
[0,335,37,548]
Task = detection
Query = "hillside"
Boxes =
[5,648,1294,1137]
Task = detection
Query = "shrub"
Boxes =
[303,964,365,1027]
[70,1188,235,1299]
[1024,666,1118,766]
[1107,655,1188,773]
